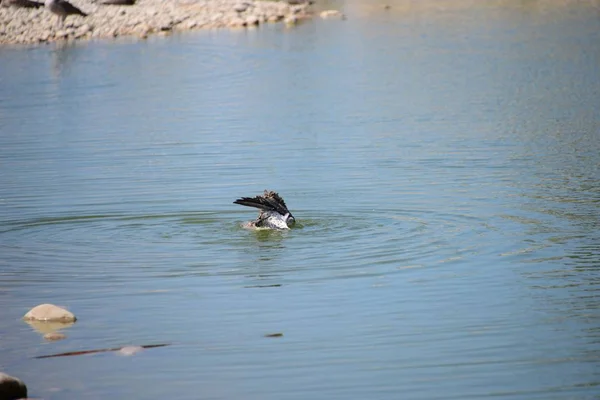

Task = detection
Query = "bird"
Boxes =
[44,0,87,27]
[99,0,136,5]
[287,0,314,5]
[234,190,296,230]
[6,0,44,8]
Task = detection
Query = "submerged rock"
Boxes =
[0,373,27,400]
[320,10,345,19]
[24,319,75,335]
[118,346,144,356]
[44,332,67,341]
[23,303,76,322]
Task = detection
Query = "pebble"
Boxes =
[118,346,144,356]
[0,372,27,400]
[0,0,316,45]
[44,332,67,341]
[23,303,77,322]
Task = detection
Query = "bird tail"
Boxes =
[63,2,87,16]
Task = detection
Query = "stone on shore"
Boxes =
[23,303,76,322]
[284,14,297,25]
[0,373,27,400]
[245,14,259,26]
[233,2,249,13]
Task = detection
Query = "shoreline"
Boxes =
[0,0,315,45]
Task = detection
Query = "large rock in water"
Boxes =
[23,303,76,322]
[0,373,27,400]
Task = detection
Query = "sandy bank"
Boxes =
[0,0,313,45]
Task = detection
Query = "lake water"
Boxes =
[1,1,599,399]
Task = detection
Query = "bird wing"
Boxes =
[101,0,135,5]
[234,190,290,217]
[10,0,44,8]
[59,0,87,16]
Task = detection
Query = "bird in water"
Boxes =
[44,0,87,27]
[234,190,295,230]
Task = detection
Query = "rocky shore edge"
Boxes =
[0,0,328,45]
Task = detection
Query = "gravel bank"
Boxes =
[0,0,313,45]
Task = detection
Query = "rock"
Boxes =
[55,29,70,39]
[0,372,27,400]
[245,14,259,26]
[283,14,297,25]
[136,23,152,37]
[78,23,90,33]
[320,10,345,19]
[267,14,281,23]
[38,31,50,41]
[75,23,91,38]
[44,332,67,341]
[27,319,76,335]
[159,22,172,31]
[228,17,245,28]
[210,12,224,22]
[23,303,76,322]
[233,3,249,13]
[118,346,144,356]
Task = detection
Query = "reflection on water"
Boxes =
[51,42,80,79]
[0,1,599,399]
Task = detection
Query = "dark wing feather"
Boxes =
[101,0,136,5]
[9,0,44,8]
[233,190,291,216]
[59,0,87,16]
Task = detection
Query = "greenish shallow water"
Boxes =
[0,2,599,399]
